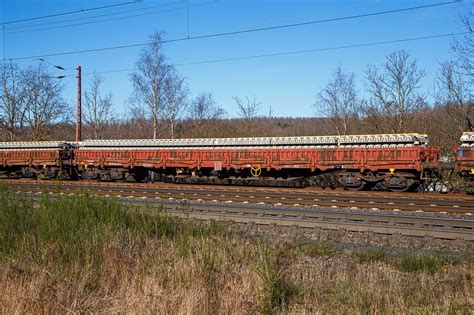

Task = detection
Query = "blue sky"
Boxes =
[0,0,471,118]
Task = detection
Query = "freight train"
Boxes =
[0,132,473,192]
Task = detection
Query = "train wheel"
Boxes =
[82,170,99,180]
[341,173,366,191]
[384,176,411,192]
[389,184,410,192]
[344,182,366,191]
[44,169,57,179]
[110,171,125,181]
[21,168,36,178]
[7,171,22,179]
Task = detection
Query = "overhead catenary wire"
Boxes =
[58,31,469,78]
[182,0,462,40]
[4,0,463,61]
[174,32,471,66]
[6,0,461,33]
[0,0,143,26]
[4,0,184,31]
[37,58,66,70]
[4,1,214,35]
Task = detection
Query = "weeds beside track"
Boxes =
[0,186,472,313]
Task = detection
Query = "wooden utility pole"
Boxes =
[76,65,82,144]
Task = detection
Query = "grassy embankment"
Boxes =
[0,185,472,313]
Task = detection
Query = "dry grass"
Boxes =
[0,187,472,314]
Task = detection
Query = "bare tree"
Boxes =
[189,92,225,121]
[187,92,225,138]
[234,95,261,120]
[452,15,473,83]
[0,63,27,140]
[162,70,188,138]
[435,15,474,135]
[436,61,473,133]
[84,74,114,139]
[362,50,426,133]
[315,66,358,135]
[233,95,262,136]
[22,65,67,140]
[130,32,171,139]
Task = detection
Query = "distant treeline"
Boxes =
[0,107,469,148]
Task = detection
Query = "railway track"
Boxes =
[14,192,474,242]
[3,179,474,215]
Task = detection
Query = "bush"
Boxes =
[254,241,300,314]
[395,253,450,274]
[351,248,387,263]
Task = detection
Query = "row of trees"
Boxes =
[0,64,68,141]
[316,17,473,139]
[0,16,472,145]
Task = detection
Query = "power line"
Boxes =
[5,1,183,31]
[5,0,463,61]
[68,31,469,77]
[4,1,212,35]
[37,58,67,70]
[0,0,142,26]
[174,32,471,66]
[190,0,462,40]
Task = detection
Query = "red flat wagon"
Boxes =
[74,134,439,191]
[0,141,73,179]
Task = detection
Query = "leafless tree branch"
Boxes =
[362,50,426,133]
[315,66,359,135]
[84,74,115,139]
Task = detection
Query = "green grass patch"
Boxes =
[255,241,301,314]
[320,280,378,313]
[394,253,451,274]
[0,184,228,285]
[349,246,460,274]
[351,248,387,263]
[297,241,336,257]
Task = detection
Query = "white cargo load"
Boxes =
[460,132,474,147]
[77,133,427,149]
[0,141,70,150]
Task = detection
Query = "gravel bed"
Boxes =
[182,198,474,219]
[226,221,474,253]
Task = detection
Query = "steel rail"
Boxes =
[172,211,474,241]
[3,178,472,200]
[6,180,474,214]
[122,199,474,228]
[5,179,472,203]
[15,192,474,241]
